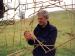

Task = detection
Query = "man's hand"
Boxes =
[24,31,33,40]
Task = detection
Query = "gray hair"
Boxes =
[37,10,49,19]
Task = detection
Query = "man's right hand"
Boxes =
[24,31,33,40]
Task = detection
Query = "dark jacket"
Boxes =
[28,21,57,56]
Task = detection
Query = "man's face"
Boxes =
[37,15,47,26]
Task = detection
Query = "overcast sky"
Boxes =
[3,0,75,20]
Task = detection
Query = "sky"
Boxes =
[2,0,75,20]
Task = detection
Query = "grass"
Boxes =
[0,10,75,56]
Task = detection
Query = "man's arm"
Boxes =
[48,27,57,45]
[24,31,34,45]
[27,39,34,45]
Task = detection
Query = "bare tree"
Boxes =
[19,11,25,19]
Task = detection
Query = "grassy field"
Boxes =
[0,10,75,56]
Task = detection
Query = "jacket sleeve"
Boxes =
[48,27,57,45]
[27,39,34,45]
[27,28,37,45]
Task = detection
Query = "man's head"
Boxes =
[37,10,49,26]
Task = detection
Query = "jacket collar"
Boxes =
[38,21,50,29]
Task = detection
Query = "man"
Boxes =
[24,10,57,56]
